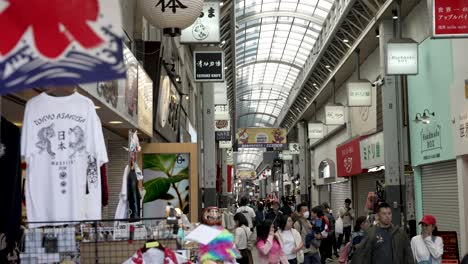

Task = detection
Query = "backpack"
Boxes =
[339,242,352,264]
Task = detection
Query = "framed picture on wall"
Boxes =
[139,143,198,222]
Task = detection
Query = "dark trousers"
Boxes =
[337,226,352,249]
[288,258,298,264]
[319,236,333,263]
[304,252,321,264]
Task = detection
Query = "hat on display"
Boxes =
[419,214,437,225]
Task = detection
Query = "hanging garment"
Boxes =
[115,165,130,219]
[101,163,109,207]
[21,93,108,227]
[128,169,141,220]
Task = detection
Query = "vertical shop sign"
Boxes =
[438,231,460,263]
[194,51,224,82]
[433,0,468,38]
[348,81,372,106]
[308,122,325,139]
[325,105,345,125]
[336,137,363,177]
[386,42,418,75]
[0,0,125,94]
[420,124,442,161]
[360,132,385,169]
[138,65,153,137]
[181,0,220,43]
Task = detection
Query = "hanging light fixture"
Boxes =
[415,109,435,124]
[139,0,204,37]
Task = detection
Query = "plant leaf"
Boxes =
[143,177,171,203]
[173,167,189,177]
[168,174,189,184]
[143,155,166,172]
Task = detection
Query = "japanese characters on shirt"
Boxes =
[433,0,468,37]
[21,93,108,226]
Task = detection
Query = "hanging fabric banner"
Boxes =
[0,0,125,94]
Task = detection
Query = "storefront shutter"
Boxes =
[319,185,330,207]
[353,172,385,218]
[103,138,129,220]
[421,161,459,249]
[331,181,351,218]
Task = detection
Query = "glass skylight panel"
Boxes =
[235,0,335,130]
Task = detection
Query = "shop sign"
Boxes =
[138,65,153,137]
[214,83,228,105]
[215,131,231,141]
[194,51,224,82]
[280,151,293,161]
[226,148,234,165]
[325,105,345,125]
[350,86,377,137]
[433,0,468,38]
[420,124,442,161]
[348,81,372,107]
[237,170,256,180]
[214,105,230,120]
[438,231,460,263]
[308,122,325,139]
[289,143,300,155]
[214,119,230,131]
[219,140,232,149]
[181,1,220,43]
[81,45,139,127]
[360,132,384,169]
[336,137,363,177]
[0,0,125,94]
[386,41,418,75]
[237,128,287,148]
[155,66,181,142]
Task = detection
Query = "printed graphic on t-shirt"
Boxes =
[33,112,88,195]
[35,123,56,159]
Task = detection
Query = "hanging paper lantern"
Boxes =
[139,0,204,37]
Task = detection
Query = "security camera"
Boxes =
[372,78,384,87]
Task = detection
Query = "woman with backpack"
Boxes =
[411,215,444,264]
[256,219,289,264]
[234,213,253,264]
[277,215,304,264]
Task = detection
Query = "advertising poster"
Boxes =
[236,128,287,148]
[143,154,190,217]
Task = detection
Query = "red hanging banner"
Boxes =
[433,0,468,37]
[336,137,364,177]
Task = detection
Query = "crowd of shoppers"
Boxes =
[229,196,447,264]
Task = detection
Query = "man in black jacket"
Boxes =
[350,202,414,264]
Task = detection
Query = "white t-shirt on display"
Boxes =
[21,93,108,227]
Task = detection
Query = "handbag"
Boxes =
[293,230,304,263]
[243,227,254,251]
[336,217,344,235]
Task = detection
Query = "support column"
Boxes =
[380,19,406,226]
[203,84,217,207]
[413,166,423,234]
[298,122,309,203]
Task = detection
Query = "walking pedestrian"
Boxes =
[347,216,369,261]
[237,196,257,231]
[337,199,355,249]
[256,201,267,226]
[322,202,337,259]
[277,215,304,264]
[293,203,320,264]
[256,219,289,264]
[267,199,284,230]
[307,206,329,264]
[350,202,414,264]
[234,213,253,264]
[411,215,443,264]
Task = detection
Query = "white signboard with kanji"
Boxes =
[181,1,220,43]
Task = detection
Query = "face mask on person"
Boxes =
[303,211,310,219]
